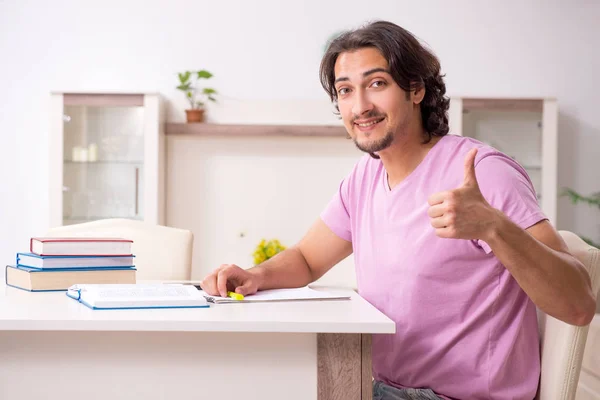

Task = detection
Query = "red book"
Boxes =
[30,237,133,256]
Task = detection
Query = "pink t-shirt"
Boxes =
[320,134,546,399]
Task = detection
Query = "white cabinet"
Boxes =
[449,97,558,225]
[49,93,165,228]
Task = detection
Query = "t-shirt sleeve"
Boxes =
[475,154,548,253]
[320,176,352,242]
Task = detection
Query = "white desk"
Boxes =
[0,284,395,400]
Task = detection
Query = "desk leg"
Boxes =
[317,333,372,400]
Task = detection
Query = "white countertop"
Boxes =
[0,284,395,334]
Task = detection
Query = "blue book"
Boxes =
[16,252,135,269]
[66,284,210,310]
[5,265,137,292]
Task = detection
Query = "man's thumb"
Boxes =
[463,148,479,187]
[235,283,253,296]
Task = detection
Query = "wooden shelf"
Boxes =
[462,98,545,113]
[165,123,348,137]
[62,93,145,107]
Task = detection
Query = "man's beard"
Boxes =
[353,129,395,154]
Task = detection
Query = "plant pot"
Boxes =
[185,109,205,123]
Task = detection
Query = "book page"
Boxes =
[95,285,194,299]
[67,284,207,308]
[201,286,351,303]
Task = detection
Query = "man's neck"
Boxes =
[378,133,442,190]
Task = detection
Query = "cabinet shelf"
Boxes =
[63,216,143,222]
[63,160,144,165]
[461,98,545,113]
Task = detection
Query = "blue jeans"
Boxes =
[373,380,443,400]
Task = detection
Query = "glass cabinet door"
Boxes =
[62,101,145,225]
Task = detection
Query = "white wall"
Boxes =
[167,134,361,284]
[1,0,599,278]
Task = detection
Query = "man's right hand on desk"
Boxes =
[201,219,353,298]
[201,264,261,297]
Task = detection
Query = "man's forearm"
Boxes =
[248,247,315,290]
[485,211,596,326]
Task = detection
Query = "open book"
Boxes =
[66,284,209,310]
[200,286,351,304]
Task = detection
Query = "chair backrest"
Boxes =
[537,230,600,400]
[45,218,194,281]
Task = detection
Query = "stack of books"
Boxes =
[5,237,137,291]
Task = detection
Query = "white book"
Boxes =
[17,252,135,269]
[200,286,351,304]
[30,237,133,256]
[66,284,209,310]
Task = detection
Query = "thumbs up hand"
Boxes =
[427,148,498,240]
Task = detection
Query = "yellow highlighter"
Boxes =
[227,291,245,301]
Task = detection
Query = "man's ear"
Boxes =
[412,85,425,105]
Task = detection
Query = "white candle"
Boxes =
[88,143,98,162]
[72,146,81,162]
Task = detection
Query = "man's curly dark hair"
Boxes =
[320,21,450,148]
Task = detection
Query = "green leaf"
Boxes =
[203,88,217,95]
[196,101,205,107]
[176,84,191,91]
[197,70,213,79]
[186,91,193,98]
[208,96,217,102]
[178,71,191,84]
[561,187,600,209]
[581,236,600,249]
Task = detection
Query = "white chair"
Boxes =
[537,231,600,400]
[45,218,194,281]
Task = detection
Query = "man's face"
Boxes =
[334,47,414,154]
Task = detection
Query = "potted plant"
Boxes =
[562,188,600,248]
[176,70,217,123]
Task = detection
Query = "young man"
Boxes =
[201,21,596,399]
